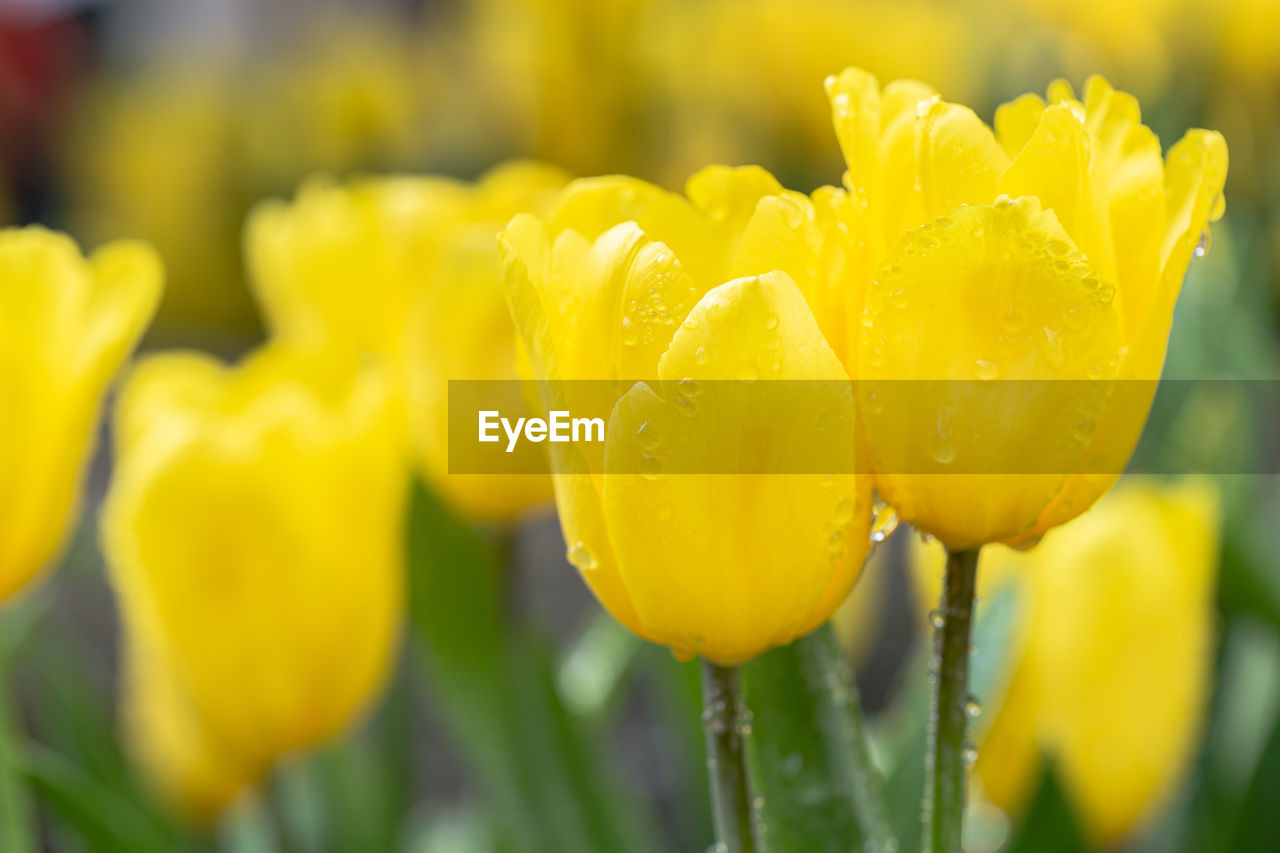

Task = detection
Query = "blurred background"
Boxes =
[0,0,1278,851]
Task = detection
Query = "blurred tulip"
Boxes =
[0,227,161,602]
[246,161,569,521]
[500,166,873,664]
[822,69,1228,547]
[911,477,1221,844]
[647,0,981,187]
[102,346,406,819]
[62,70,254,341]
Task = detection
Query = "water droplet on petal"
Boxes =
[929,609,945,630]
[835,498,855,525]
[1193,230,1209,258]
[764,313,779,331]
[640,453,663,479]
[930,407,957,464]
[870,495,900,544]
[975,359,999,380]
[567,542,597,572]
[999,305,1024,333]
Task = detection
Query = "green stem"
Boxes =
[799,626,896,853]
[923,547,980,853]
[700,659,759,853]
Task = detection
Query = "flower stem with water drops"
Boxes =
[701,660,760,853]
[923,547,980,853]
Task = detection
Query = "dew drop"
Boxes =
[621,316,638,347]
[962,744,978,766]
[1062,303,1088,331]
[567,542,597,572]
[999,305,1025,333]
[835,498,855,525]
[1194,230,1208,258]
[640,453,663,479]
[636,420,660,451]
[930,407,957,464]
[975,359,999,380]
[928,609,945,630]
[869,495,900,544]
[764,313,780,331]
[965,697,982,718]
[695,346,709,365]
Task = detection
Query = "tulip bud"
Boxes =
[102,346,406,818]
[0,228,162,602]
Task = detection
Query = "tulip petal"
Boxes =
[601,272,867,663]
[82,240,164,382]
[860,199,1124,547]
[498,216,651,638]
[685,164,784,225]
[121,631,257,823]
[826,68,885,211]
[545,175,718,281]
[1081,76,1166,342]
[994,93,1046,158]
[915,100,1011,220]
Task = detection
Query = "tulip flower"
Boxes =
[501,165,879,851]
[911,477,1219,844]
[101,346,406,819]
[246,161,569,521]
[820,68,1225,851]
[824,68,1228,548]
[0,228,162,603]
[500,165,874,665]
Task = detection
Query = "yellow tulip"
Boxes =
[500,166,873,665]
[101,346,406,818]
[823,69,1228,547]
[910,477,1220,843]
[0,228,162,602]
[246,161,569,521]
[62,71,254,340]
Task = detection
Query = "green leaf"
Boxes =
[742,623,893,853]
[17,741,179,853]
[406,482,655,853]
[1226,696,1280,852]
[0,622,37,853]
[1002,764,1088,853]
